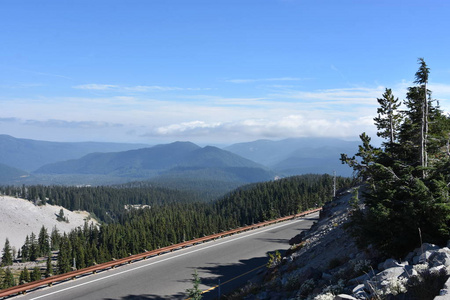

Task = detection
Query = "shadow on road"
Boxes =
[188,248,286,299]
[103,292,186,300]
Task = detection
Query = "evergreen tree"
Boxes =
[21,235,30,262]
[50,226,61,251]
[57,234,72,274]
[45,252,53,277]
[374,88,403,145]
[186,270,202,299]
[2,267,15,289]
[1,238,13,266]
[38,226,50,257]
[29,232,38,261]
[19,267,31,284]
[31,266,41,281]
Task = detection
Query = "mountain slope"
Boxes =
[34,142,276,183]
[225,138,359,176]
[0,163,28,183]
[0,134,149,172]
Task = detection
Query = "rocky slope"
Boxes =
[0,195,97,252]
[229,187,450,300]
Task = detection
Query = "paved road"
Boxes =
[14,212,319,300]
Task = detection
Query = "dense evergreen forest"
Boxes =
[342,59,450,256]
[0,184,202,223]
[0,174,352,288]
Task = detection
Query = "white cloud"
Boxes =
[145,114,376,143]
[154,121,221,135]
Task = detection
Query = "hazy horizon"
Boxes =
[2,1,450,145]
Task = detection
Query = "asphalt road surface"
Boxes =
[13,212,319,300]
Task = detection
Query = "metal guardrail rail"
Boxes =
[0,208,321,298]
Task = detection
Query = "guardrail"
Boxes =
[0,208,321,298]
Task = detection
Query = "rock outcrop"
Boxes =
[230,187,450,300]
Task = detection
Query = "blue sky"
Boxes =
[1,0,450,145]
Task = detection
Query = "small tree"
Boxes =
[19,267,31,284]
[57,208,65,222]
[38,226,50,257]
[1,238,13,266]
[31,266,41,282]
[45,252,53,277]
[50,226,61,251]
[21,235,30,262]
[2,267,15,289]
[186,270,202,300]
[57,234,71,274]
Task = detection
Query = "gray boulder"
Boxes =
[430,249,450,268]
[364,265,416,292]
[377,258,408,271]
[413,250,433,264]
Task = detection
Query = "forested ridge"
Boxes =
[0,174,352,288]
[0,184,202,223]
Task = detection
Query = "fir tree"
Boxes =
[45,252,53,277]
[19,267,31,284]
[186,270,202,299]
[50,226,61,251]
[2,267,15,289]
[21,235,30,262]
[57,234,72,274]
[29,232,38,261]
[374,88,403,146]
[31,266,41,281]
[1,238,13,266]
[38,226,50,257]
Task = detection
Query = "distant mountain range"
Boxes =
[0,135,358,186]
[225,137,359,176]
[0,134,148,172]
[34,141,275,183]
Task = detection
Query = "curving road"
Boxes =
[13,212,319,300]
